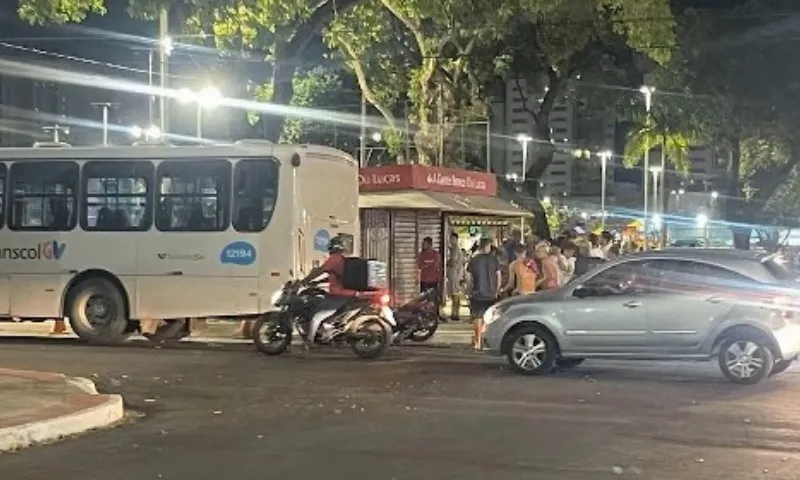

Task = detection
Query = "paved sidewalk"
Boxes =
[0,368,124,452]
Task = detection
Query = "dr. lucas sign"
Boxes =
[358,165,496,196]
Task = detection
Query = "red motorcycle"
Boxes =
[391,288,441,344]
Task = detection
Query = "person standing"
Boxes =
[502,244,538,295]
[445,232,466,322]
[535,242,560,291]
[466,238,501,350]
[417,236,443,306]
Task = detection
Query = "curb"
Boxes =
[0,369,124,452]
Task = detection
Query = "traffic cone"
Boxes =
[51,318,67,335]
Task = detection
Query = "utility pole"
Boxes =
[158,8,169,134]
[359,92,366,167]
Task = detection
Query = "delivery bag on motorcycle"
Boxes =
[341,257,388,291]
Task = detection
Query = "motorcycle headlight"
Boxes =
[483,305,502,325]
[270,289,284,306]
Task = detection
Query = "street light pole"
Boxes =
[90,102,119,146]
[516,134,532,182]
[158,8,170,134]
[148,49,154,126]
[196,103,202,138]
[639,85,655,250]
[485,121,491,173]
[359,92,367,167]
[598,150,612,229]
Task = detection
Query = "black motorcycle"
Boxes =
[392,288,441,344]
[252,280,395,359]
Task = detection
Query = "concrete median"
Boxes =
[0,368,124,452]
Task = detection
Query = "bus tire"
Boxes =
[67,278,129,345]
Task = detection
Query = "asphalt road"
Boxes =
[1,338,800,480]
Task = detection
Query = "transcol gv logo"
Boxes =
[0,240,66,260]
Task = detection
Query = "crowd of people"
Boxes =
[417,228,624,350]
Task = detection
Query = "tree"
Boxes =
[503,0,676,183]
[18,0,362,141]
[324,0,514,164]
[654,1,800,247]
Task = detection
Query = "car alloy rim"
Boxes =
[512,334,547,370]
[724,341,766,379]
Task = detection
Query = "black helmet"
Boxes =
[328,235,345,253]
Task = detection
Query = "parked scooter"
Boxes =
[392,288,441,344]
[253,280,396,359]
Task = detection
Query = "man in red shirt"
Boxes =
[303,235,360,297]
[418,237,443,307]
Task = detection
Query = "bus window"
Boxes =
[81,161,153,231]
[0,163,6,228]
[9,161,78,231]
[232,158,279,233]
[156,159,230,232]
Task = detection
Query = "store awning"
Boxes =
[359,190,533,217]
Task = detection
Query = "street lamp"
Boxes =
[542,196,551,204]
[131,125,162,141]
[639,85,655,250]
[710,190,719,200]
[598,150,612,228]
[371,131,382,142]
[179,86,222,138]
[516,134,533,182]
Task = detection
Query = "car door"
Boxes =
[561,260,657,354]
[644,259,748,353]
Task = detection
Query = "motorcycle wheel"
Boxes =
[349,315,392,360]
[253,313,293,356]
[408,312,440,343]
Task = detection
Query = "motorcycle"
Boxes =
[392,288,441,344]
[253,280,396,359]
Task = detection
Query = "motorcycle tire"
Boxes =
[408,313,440,343]
[349,315,393,360]
[253,313,293,356]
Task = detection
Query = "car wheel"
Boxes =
[718,335,774,385]
[505,325,557,376]
[770,359,793,377]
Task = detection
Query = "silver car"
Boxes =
[483,249,800,384]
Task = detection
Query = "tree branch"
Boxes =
[286,0,361,56]
[340,40,398,129]
[378,0,426,56]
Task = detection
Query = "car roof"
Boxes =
[618,248,773,282]
[632,248,763,262]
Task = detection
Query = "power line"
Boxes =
[0,42,196,81]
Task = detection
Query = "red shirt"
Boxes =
[321,253,359,297]
[418,249,443,283]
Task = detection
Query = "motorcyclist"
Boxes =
[299,235,367,348]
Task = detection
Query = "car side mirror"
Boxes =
[572,286,594,298]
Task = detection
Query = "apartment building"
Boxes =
[491,79,576,197]
[490,78,622,201]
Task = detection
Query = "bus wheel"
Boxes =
[146,319,188,343]
[67,278,129,345]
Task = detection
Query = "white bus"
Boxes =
[0,140,359,344]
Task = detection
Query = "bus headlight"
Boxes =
[270,290,283,306]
